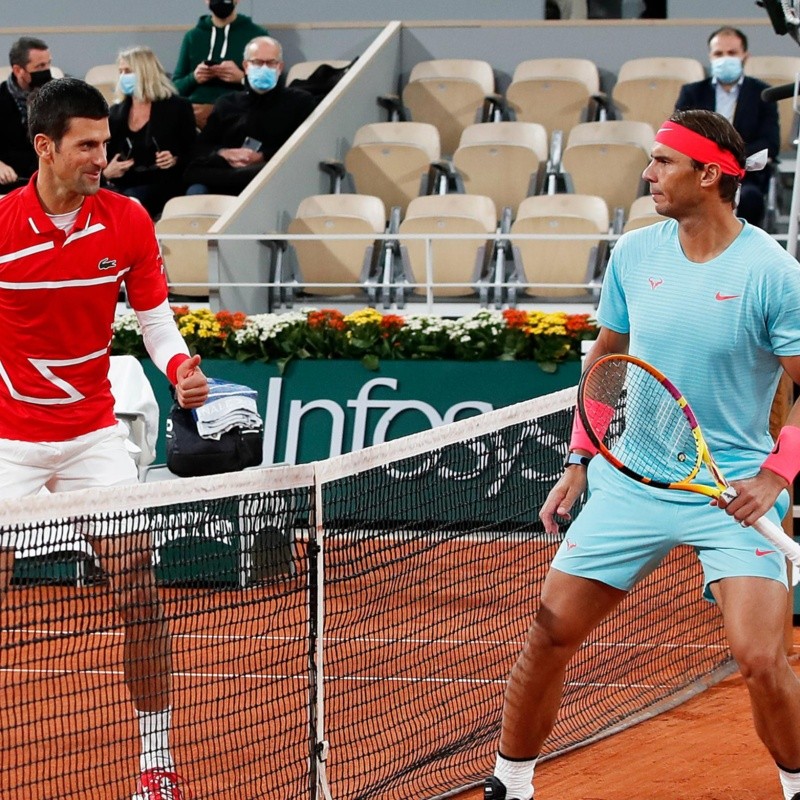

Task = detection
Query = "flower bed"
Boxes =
[112,306,598,372]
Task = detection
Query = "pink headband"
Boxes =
[655,120,746,178]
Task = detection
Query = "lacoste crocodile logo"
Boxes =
[98,257,117,271]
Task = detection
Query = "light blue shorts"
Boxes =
[552,458,790,601]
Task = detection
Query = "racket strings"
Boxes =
[582,361,699,484]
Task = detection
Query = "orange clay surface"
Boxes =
[453,630,800,800]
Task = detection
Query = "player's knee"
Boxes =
[115,582,163,625]
[734,645,784,687]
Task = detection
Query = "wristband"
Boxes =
[569,411,598,455]
[761,425,800,485]
[166,353,190,386]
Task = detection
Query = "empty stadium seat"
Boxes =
[506,58,602,139]
[611,57,704,133]
[156,194,237,299]
[286,194,386,297]
[561,120,654,217]
[452,122,548,219]
[344,122,442,215]
[402,59,495,155]
[623,194,666,232]
[510,193,609,299]
[745,55,800,152]
[84,63,119,104]
[399,194,497,297]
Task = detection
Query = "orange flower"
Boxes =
[308,309,346,330]
[503,308,529,329]
[380,314,405,330]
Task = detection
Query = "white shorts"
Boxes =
[0,422,138,499]
[0,423,140,552]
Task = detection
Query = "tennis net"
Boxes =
[0,386,732,800]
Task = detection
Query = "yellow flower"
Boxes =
[345,308,383,326]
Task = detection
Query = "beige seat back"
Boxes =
[345,122,441,214]
[285,59,351,86]
[156,195,237,298]
[512,194,609,298]
[507,59,600,139]
[612,57,705,132]
[287,194,386,296]
[403,59,495,155]
[746,55,800,151]
[399,194,497,297]
[84,63,120,104]
[623,194,667,232]
[562,121,654,215]
[452,122,548,217]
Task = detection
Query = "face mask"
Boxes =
[247,64,278,92]
[209,0,235,18]
[710,56,743,85]
[28,69,52,89]
[118,73,136,96]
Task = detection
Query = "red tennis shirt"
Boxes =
[0,177,169,442]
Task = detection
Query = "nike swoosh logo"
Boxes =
[755,548,776,556]
[715,292,740,301]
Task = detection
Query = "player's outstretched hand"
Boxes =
[539,467,588,535]
[175,354,209,409]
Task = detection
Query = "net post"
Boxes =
[309,463,333,800]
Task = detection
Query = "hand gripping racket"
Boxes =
[577,353,800,569]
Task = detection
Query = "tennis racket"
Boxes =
[577,353,800,569]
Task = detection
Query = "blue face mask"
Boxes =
[710,56,743,85]
[118,73,137,96]
[247,64,278,92]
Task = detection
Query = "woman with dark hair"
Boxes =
[103,46,196,218]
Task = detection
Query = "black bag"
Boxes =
[166,404,263,477]
[289,57,358,102]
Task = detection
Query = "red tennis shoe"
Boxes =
[132,769,193,800]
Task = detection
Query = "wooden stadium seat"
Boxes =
[399,194,497,297]
[623,194,667,232]
[285,59,351,86]
[611,57,704,133]
[562,120,654,217]
[452,121,548,219]
[402,59,495,155]
[84,63,120,104]
[156,194,237,299]
[511,193,609,299]
[287,193,386,296]
[344,122,441,215]
[745,55,800,152]
[506,58,600,139]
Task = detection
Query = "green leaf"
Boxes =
[538,361,558,374]
[361,354,380,371]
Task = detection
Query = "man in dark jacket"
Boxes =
[675,26,779,227]
[0,36,54,190]
[172,0,268,129]
[184,36,317,196]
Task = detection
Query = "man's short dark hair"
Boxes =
[669,109,746,204]
[707,26,748,52]
[9,37,49,68]
[28,78,108,146]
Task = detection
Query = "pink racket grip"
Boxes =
[761,425,800,486]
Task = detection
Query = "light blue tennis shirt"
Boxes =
[597,218,800,481]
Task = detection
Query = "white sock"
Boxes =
[778,763,800,800]
[494,752,538,800]
[137,706,174,773]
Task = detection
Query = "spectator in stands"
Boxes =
[172,0,268,130]
[675,26,779,227]
[0,36,54,191]
[103,46,196,219]
[183,36,316,196]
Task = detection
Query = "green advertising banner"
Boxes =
[140,359,581,466]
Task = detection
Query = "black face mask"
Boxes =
[28,69,52,89]
[209,0,235,18]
